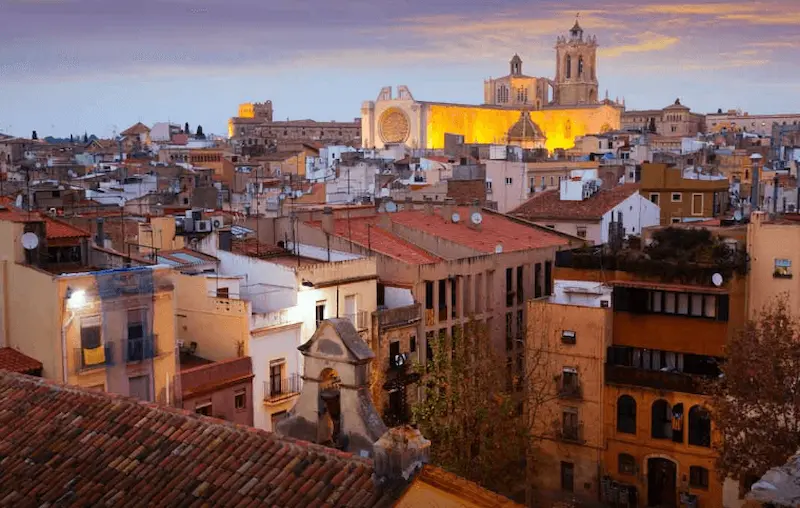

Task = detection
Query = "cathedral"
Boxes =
[361,20,622,152]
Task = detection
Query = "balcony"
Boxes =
[555,421,585,444]
[74,343,114,372]
[124,336,157,363]
[263,374,302,403]
[377,303,421,330]
[344,310,370,331]
[558,381,583,400]
[605,364,705,395]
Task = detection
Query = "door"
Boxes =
[344,295,356,327]
[648,458,677,507]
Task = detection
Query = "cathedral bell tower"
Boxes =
[554,17,599,106]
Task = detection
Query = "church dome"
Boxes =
[507,111,546,142]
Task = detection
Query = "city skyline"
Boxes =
[1,0,799,137]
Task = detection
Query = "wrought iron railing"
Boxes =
[124,335,157,363]
[263,373,302,401]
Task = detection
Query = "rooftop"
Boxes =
[0,371,396,507]
[231,238,290,259]
[0,201,91,240]
[510,184,640,221]
[0,348,43,375]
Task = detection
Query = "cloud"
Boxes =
[600,33,679,58]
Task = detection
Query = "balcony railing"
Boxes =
[555,421,585,444]
[124,336,157,363]
[263,374,302,402]
[605,364,705,395]
[74,343,114,372]
[376,303,422,330]
[558,381,583,400]
[344,310,370,331]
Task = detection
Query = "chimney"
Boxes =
[321,206,334,235]
[373,426,431,483]
[404,196,413,211]
[218,227,233,252]
[442,198,455,222]
[378,213,392,230]
[95,218,105,247]
[423,197,434,216]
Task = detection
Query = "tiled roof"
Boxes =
[121,122,151,136]
[231,238,289,258]
[305,217,441,265]
[510,184,641,221]
[387,207,569,254]
[0,204,91,239]
[0,371,397,507]
[0,348,42,374]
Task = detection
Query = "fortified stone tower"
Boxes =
[554,18,599,106]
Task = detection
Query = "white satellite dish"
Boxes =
[385,201,398,213]
[712,273,723,287]
[21,232,39,250]
[451,212,460,223]
[733,210,743,222]
[471,212,483,225]
[495,243,503,254]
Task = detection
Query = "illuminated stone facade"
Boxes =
[361,21,621,152]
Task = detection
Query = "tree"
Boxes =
[184,122,190,134]
[196,125,204,138]
[70,134,74,143]
[411,320,555,500]
[83,132,88,143]
[31,130,37,140]
[711,296,800,481]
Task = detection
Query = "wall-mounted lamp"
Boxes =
[66,288,87,310]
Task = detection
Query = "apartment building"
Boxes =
[641,163,730,225]
[746,211,800,318]
[540,226,749,507]
[0,204,177,402]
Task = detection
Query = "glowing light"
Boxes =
[68,289,87,310]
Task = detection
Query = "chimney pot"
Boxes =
[442,198,455,222]
[423,197,434,216]
[322,207,335,235]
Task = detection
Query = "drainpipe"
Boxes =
[61,308,75,383]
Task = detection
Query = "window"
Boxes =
[688,405,711,447]
[561,330,576,344]
[127,308,146,340]
[617,395,637,434]
[652,399,672,439]
[216,287,229,298]
[425,331,434,366]
[486,181,493,192]
[576,226,587,238]
[775,258,792,278]
[578,57,584,77]
[516,309,523,339]
[690,466,709,489]
[506,268,513,307]
[534,263,542,298]
[549,176,555,187]
[544,261,552,296]
[410,335,416,353]
[505,313,513,351]
[234,390,246,410]
[565,55,572,79]
[671,192,682,202]
[561,367,579,397]
[195,401,212,416]
[540,176,545,187]
[505,177,513,185]
[561,462,574,492]
[269,360,285,397]
[619,454,636,475]
[425,281,434,309]
[671,217,681,224]
[691,193,704,216]
[516,266,524,304]
[315,301,326,328]
[80,316,102,350]
[562,408,579,441]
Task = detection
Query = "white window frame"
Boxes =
[671,192,683,203]
[691,193,704,216]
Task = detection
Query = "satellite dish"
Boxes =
[495,243,503,254]
[21,232,39,250]
[385,201,398,213]
[712,273,723,287]
[733,210,743,221]
[451,212,460,223]
[471,212,483,225]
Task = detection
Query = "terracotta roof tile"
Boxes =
[510,183,641,221]
[0,348,42,374]
[0,203,90,239]
[0,371,398,507]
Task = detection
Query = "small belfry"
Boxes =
[554,15,599,106]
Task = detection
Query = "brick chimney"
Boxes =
[423,197,434,216]
[321,206,334,235]
[373,426,431,483]
[442,198,455,222]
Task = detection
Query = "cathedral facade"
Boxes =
[361,20,621,152]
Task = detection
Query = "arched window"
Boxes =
[565,56,572,79]
[651,399,672,439]
[672,403,684,443]
[618,453,636,475]
[688,405,711,447]
[578,57,584,77]
[617,395,637,434]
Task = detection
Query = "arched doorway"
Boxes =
[647,457,677,507]
[318,368,341,446]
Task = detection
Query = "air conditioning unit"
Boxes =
[211,216,224,229]
[195,220,211,233]
[183,217,195,232]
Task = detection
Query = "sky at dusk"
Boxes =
[1,0,799,138]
